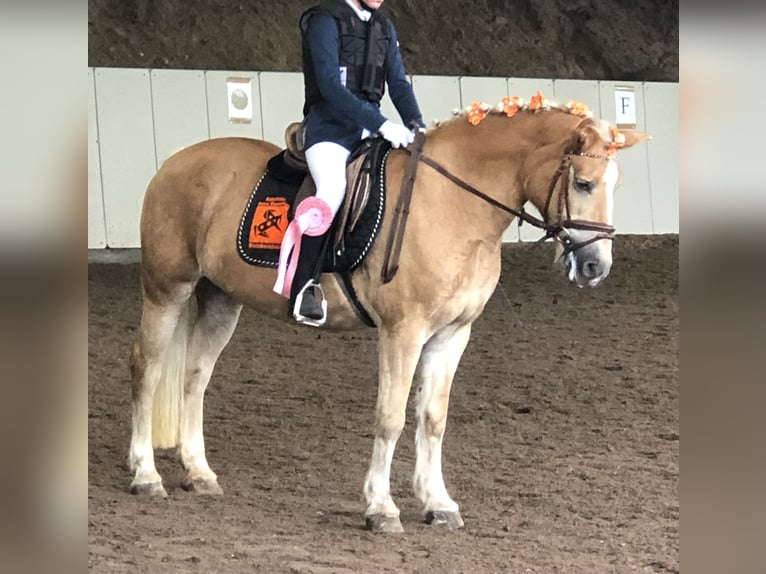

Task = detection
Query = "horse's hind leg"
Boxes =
[129,285,194,497]
[179,279,242,494]
[413,323,472,529]
[364,324,426,533]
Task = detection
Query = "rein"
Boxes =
[418,152,616,254]
[381,130,427,283]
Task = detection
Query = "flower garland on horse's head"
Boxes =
[457,91,592,125]
[453,91,623,156]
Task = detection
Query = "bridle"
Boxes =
[418,151,616,256]
[537,151,616,254]
[380,130,616,283]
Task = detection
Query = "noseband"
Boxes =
[417,151,615,256]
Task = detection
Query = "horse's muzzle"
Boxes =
[558,233,613,288]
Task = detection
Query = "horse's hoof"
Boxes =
[129,481,168,498]
[181,477,223,495]
[365,514,404,533]
[425,510,464,529]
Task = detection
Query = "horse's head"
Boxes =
[523,117,650,288]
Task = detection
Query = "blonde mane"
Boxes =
[427,91,618,152]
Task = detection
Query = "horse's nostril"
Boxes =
[582,260,601,279]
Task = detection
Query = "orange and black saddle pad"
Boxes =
[237,151,305,267]
[237,141,390,274]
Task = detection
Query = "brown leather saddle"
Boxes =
[285,122,384,265]
[237,123,389,272]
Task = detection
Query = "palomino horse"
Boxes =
[129,94,649,532]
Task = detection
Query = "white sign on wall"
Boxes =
[614,86,637,128]
[227,76,253,123]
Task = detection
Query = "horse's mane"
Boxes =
[426,92,612,142]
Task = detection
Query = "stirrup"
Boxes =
[293,280,327,327]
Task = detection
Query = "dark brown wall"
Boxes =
[88,0,678,82]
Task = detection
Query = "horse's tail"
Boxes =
[151,302,192,449]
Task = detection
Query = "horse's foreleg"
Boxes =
[413,323,472,529]
[129,296,190,497]
[364,325,425,533]
[180,282,242,495]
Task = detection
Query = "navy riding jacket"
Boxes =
[301,5,425,150]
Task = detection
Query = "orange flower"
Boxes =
[502,96,521,117]
[607,125,626,156]
[467,101,487,125]
[528,90,545,111]
[568,99,589,116]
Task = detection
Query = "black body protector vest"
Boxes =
[301,1,391,113]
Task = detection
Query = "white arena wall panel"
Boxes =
[259,72,305,147]
[87,68,677,250]
[643,82,679,234]
[412,75,462,128]
[599,81,653,234]
[507,77,554,101]
[552,79,602,116]
[151,69,209,167]
[94,68,157,248]
[378,76,410,125]
[88,68,106,248]
[459,76,509,108]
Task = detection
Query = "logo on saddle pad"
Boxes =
[249,196,289,250]
[237,143,390,273]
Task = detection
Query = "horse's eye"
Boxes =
[574,178,593,194]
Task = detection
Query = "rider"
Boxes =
[290,0,426,324]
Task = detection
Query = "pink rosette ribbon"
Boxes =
[272,197,333,298]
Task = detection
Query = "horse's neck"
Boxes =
[427,112,574,221]
[425,117,531,225]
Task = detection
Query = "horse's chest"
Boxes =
[446,268,498,322]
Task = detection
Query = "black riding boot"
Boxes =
[289,232,328,322]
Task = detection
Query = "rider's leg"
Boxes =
[290,142,350,321]
[306,141,350,215]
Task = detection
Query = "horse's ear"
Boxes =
[568,126,651,155]
[565,124,600,155]
[617,130,651,149]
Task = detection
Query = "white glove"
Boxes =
[379,120,415,148]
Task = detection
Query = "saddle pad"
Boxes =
[237,151,304,267]
[237,143,390,273]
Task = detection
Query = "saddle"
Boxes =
[237,123,391,277]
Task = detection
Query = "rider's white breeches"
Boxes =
[305,142,351,217]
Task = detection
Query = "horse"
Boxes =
[128,94,649,533]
